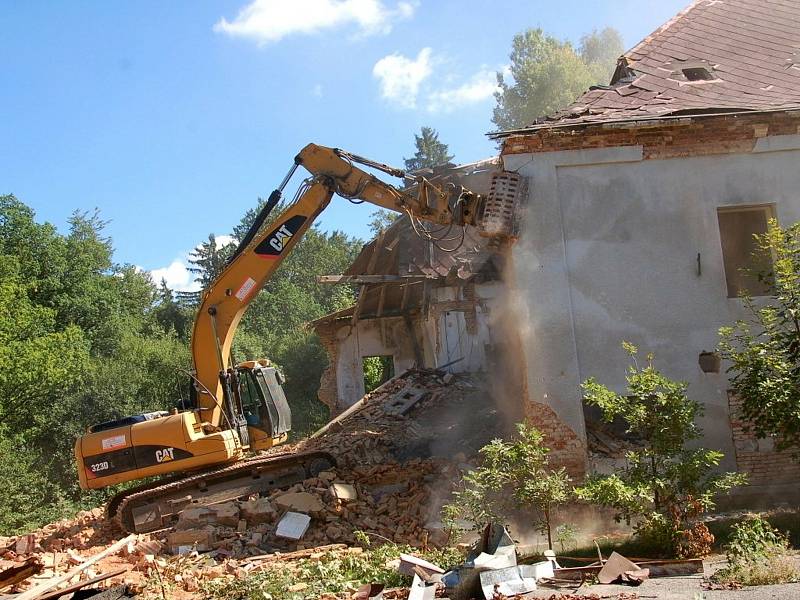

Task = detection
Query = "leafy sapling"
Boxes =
[575,343,746,557]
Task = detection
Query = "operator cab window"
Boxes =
[238,372,263,426]
[717,205,775,298]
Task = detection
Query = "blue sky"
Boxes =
[1,0,687,290]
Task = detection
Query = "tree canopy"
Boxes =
[492,27,624,131]
[403,126,454,171]
[0,192,360,535]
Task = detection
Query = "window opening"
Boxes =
[362,355,395,393]
[717,205,775,298]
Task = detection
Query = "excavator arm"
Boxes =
[75,143,507,528]
[191,143,486,431]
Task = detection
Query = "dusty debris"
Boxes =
[274,491,325,514]
[4,369,505,598]
[14,534,134,600]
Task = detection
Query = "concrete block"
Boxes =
[209,502,240,527]
[167,527,215,553]
[275,512,311,540]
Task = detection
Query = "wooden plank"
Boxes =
[376,285,387,317]
[37,567,128,600]
[553,558,703,581]
[0,557,42,590]
[15,534,136,600]
[351,284,367,326]
[400,282,410,311]
[316,275,438,284]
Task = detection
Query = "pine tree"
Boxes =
[403,127,454,172]
[187,234,235,290]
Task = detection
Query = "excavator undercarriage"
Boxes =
[108,451,335,534]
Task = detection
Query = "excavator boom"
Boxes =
[74,143,504,533]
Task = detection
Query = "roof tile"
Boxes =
[502,0,800,133]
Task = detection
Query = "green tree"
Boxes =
[368,209,399,236]
[0,195,195,532]
[187,234,236,291]
[575,343,745,557]
[403,127,454,171]
[153,279,194,341]
[442,423,571,547]
[719,219,800,452]
[492,27,624,131]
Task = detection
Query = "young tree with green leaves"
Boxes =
[493,27,624,131]
[719,219,800,452]
[403,127,454,172]
[442,423,571,547]
[575,343,746,557]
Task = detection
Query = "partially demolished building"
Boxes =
[317,0,800,499]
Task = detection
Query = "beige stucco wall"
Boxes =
[504,135,800,469]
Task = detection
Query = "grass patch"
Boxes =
[201,542,462,600]
[711,515,799,587]
[713,554,799,587]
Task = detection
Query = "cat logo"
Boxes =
[255,215,307,259]
[268,224,293,252]
[155,447,175,463]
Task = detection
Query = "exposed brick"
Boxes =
[501,111,800,160]
[728,391,800,486]
[525,401,587,481]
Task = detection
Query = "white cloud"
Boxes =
[312,83,324,97]
[214,234,237,248]
[148,234,238,293]
[426,67,501,113]
[373,47,433,109]
[150,259,199,293]
[214,0,417,45]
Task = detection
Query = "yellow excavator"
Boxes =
[74,143,512,533]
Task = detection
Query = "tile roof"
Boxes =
[496,0,800,134]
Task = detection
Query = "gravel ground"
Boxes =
[524,556,800,599]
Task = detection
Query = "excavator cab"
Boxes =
[234,360,291,450]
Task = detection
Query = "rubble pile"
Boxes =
[2,369,500,597]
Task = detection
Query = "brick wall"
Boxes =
[501,110,800,160]
[526,401,587,481]
[728,391,800,486]
[315,324,341,414]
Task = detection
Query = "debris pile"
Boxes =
[1,369,500,597]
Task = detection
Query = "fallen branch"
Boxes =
[245,543,348,563]
[15,534,136,600]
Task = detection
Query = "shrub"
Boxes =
[713,516,799,586]
[719,219,800,452]
[442,423,571,547]
[574,343,746,558]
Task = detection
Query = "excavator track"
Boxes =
[108,450,335,534]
